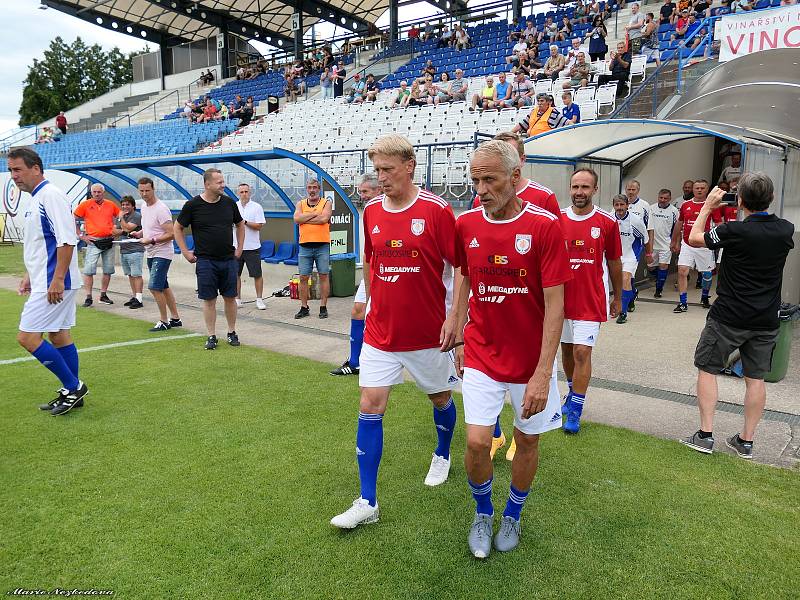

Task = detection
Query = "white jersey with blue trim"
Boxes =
[649,202,680,251]
[616,211,649,262]
[628,198,652,231]
[23,180,81,293]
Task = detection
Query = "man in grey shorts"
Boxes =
[679,172,794,459]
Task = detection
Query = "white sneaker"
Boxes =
[330,497,380,529]
[424,453,451,487]
[235,298,242,308]
[255,298,267,310]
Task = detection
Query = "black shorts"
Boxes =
[196,257,238,300]
[694,317,778,380]
[237,249,262,278]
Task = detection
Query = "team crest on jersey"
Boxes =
[515,234,532,255]
[478,282,486,294]
[411,219,425,236]
[591,227,601,239]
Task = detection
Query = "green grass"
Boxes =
[0,290,798,599]
[0,244,23,276]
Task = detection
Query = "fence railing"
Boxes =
[111,89,182,128]
[0,126,37,153]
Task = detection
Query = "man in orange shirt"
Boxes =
[512,94,569,138]
[293,179,332,319]
[74,183,120,307]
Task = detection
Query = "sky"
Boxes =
[3,0,514,135]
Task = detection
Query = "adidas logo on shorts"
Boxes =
[448,375,460,384]
[550,412,562,423]
[469,237,480,248]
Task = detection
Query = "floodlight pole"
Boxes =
[389,0,399,42]
[512,0,522,20]
[294,2,304,60]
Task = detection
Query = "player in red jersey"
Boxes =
[670,179,721,313]
[470,131,561,462]
[446,140,571,558]
[330,135,459,530]
[559,168,623,434]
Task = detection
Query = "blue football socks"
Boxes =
[621,289,634,314]
[503,484,530,521]
[32,341,79,391]
[56,343,79,379]
[433,397,457,460]
[357,412,383,506]
[656,268,668,292]
[701,271,713,298]
[469,477,494,516]
[571,392,586,417]
[348,319,365,368]
[680,292,688,305]
[493,416,502,438]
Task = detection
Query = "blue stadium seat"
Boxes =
[264,242,294,264]
[259,240,276,260]
[283,244,300,266]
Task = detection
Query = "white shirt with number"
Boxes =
[235,200,266,251]
[650,203,680,251]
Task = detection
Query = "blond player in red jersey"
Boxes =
[471,131,561,462]
[447,140,571,558]
[559,169,623,434]
[331,135,460,530]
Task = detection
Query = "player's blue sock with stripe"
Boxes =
[433,397,456,460]
[469,477,494,516]
[32,341,79,391]
[493,416,502,438]
[56,343,79,379]
[656,268,668,292]
[701,271,713,299]
[503,484,530,521]
[680,292,688,305]
[621,289,633,314]
[571,392,586,417]
[348,319,364,368]
[356,412,383,506]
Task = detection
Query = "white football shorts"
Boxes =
[461,366,562,436]
[19,290,79,333]
[653,249,672,265]
[621,256,639,275]
[359,343,458,394]
[678,241,715,272]
[560,319,601,347]
[354,279,366,304]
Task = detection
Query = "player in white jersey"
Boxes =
[613,194,648,324]
[624,179,654,311]
[649,188,680,297]
[9,148,88,415]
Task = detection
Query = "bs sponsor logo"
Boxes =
[385,239,403,248]
[487,254,509,265]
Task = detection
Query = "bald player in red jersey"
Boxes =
[330,135,459,531]
[447,140,571,558]
[559,168,623,434]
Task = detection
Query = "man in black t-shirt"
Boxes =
[175,168,245,350]
[679,172,794,460]
[659,0,676,24]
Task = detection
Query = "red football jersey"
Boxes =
[363,189,457,352]
[560,206,622,322]
[455,204,572,383]
[678,199,722,243]
[472,179,561,217]
[722,205,738,223]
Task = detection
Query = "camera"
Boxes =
[722,192,738,206]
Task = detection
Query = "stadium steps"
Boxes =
[69,91,161,132]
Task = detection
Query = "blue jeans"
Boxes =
[298,244,330,276]
[147,257,172,291]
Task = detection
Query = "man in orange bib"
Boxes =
[293,179,332,319]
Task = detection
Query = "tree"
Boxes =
[18,37,148,126]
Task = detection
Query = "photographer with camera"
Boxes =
[680,172,794,460]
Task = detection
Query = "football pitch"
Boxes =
[0,288,798,599]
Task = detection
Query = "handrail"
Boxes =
[111,89,182,128]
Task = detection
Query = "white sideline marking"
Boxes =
[0,333,201,366]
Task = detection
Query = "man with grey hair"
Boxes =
[74,183,120,307]
[536,45,566,81]
[681,173,794,460]
[446,140,570,558]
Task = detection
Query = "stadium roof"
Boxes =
[42,0,466,49]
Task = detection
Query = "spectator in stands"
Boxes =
[563,51,590,89]
[236,65,246,80]
[641,13,662,66]
[421,59,436,82]
[345,73,366,104]
[438,25,453,48]
[435,72,452,105]
[293,179,332,320]
[575,1,589,24]
[513,93,569,136]
[55,112,67,135]
[394,80,411,107]
[587,15,609,62]
[526,46,543,70]
[322,47,335,70]
[730,0,753,11]
[566,38,585,68]
[470,76,496,112]
[537,45,567,81]
[409,23,420,41]
[190,101,203,123]
[406,79,423,106]
[588,0,603,21]
[598,41,631,96]
[284,74,299,103]
[419,76,437,105]
[75,184,119,307]
[660,0,678,24]
[510,72,535,108]
[449,69,469,102]
[230,95,244,118]
[507,38,529,66]
[508,17,524,42]
[198,99,218,122]
[538,17,559,43]
[562,90,581,124]
[320,67,334,99]
[182,101,193,120]
[238,98,254,127]
[513,54,533,77]
[292,61,307,94]
[494,72,513,109]
[557,16,574,41]
[672,10,691,40]
[422,22,435,42]
[113,196,145,309]
[454,24,471,50]
[333,60,346,98]
[627,3,645,53]
[364,73,381,103]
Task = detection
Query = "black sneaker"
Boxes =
[51,382,88,416]
[726,433,753,459]
[679,430,714,454]
[227,331,240,346]
[701,296,711,309]
[169,318,183,328]
[99,293,114,305]
[654,289,663,298]
[205,335,218,350]
[82,296,93,308]
[628,290,637,312]
[319,306,329,319]
[295,306,310,319]
[615,312,628,324]
[129,299,144,309]
[123,298,134,307]
[149,320,171,332]
[330,360,359,376]
[39,389,67,411]
[673,303,688,313]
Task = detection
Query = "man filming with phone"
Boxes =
[679,172,794,460]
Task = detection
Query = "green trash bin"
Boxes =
[765,304,799,383]
[330,253,357,297]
